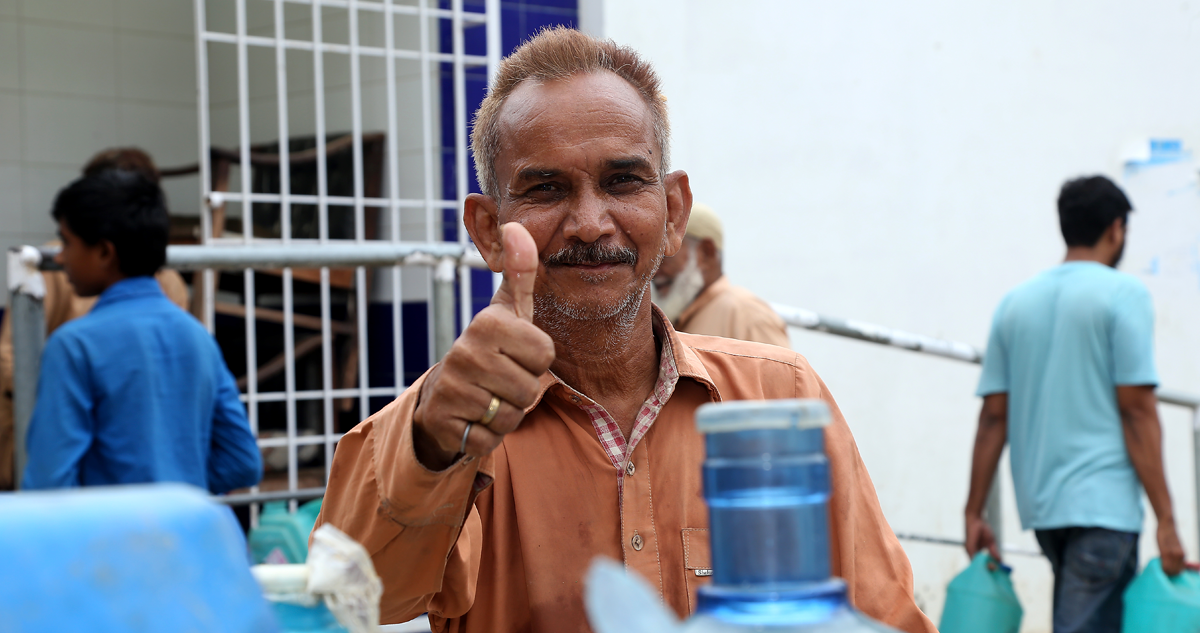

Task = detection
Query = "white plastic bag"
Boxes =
[306,524,384,633]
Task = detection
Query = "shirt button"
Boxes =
[631,532,644,551]
[625,461,635,477]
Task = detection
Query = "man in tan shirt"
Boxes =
[315,29,934,633]
[0,148,189,490]
[652,203,790,348]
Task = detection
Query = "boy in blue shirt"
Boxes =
[964,175,1184,633]
[23,169,262,494]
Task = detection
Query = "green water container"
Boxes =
[249,498,324,564]
[939,552,1023,633]
[1122,557,1200,633]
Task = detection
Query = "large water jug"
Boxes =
[586,399,902,633]
[0,484,276,632]
[938,552,1022,633]
[1122,557,1200,633]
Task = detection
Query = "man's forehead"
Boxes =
[494,71,656,158]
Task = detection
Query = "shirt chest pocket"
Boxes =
[682,528,712,613]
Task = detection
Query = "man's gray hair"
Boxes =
[469,27,671,199]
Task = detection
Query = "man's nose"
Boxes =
[562,190,616,243]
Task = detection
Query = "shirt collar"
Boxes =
[92,276,163,311]
[528,304,720,413]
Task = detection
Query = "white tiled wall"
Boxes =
[0,0,199,303]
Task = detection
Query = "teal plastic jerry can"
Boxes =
[249,498,324,564]
[1122,557,1200,633]
[939,552,1023,633]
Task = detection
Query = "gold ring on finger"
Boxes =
[480,395,502,426]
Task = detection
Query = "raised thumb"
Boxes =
[493,222,538,321]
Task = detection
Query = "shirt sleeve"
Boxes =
[975,300,1010,397]
[313,370,487,625]
[22,332,94,489]
[206,344,263,494]
[1111,281,1159,387]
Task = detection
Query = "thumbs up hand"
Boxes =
[412,223,556,470]
[491,223,539,322]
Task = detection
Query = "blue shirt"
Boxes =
[23,276,262,494]
[977,261,1158,532]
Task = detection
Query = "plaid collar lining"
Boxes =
[551,315,681,471]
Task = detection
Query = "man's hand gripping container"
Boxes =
[587,399,901,633]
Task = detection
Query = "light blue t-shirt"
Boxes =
[977,261,1158,533]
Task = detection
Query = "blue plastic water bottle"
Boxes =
[681,399,902,632]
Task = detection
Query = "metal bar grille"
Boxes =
[192,0,501,521]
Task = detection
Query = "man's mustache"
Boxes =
[543,241,637,267]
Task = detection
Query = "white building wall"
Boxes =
[592,1,1200,630]
[0,0,201,296]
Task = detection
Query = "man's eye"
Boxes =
[609,174,641,187]
[528,183,559,194]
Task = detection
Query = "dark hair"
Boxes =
[82,147,161,184]
[51,170,169,277]
[1057,175,1132,247]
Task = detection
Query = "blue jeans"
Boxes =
[1035,527,1139,633]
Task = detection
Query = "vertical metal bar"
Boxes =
[313,0,335,478]
[482,0,500,303]
[243,268,258,441]
[235,0,253,243]
[349,0,365,245]
[348,0,370,421]
[274,0,291,245]
[274,0,297,513]
[418,0,436,366]
[433,257,457,361]
[234,0,259,495]
[451,0,471,331]
[485,0,501,84]
[312,1,329,245]
[985,475,1003,553]
[383,0,404,394]
[194,0,215,333]
[10,290,44,490]
[1193,407,1200,555]
[321,267,334,480]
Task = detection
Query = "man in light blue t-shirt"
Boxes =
[964,175,1184,633]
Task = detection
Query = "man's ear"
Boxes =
[663,170,693,258]
[1111,215,1127,243]
[97,239,120,272]
[464,193,503,272]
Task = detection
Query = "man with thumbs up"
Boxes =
[315,28,935,633]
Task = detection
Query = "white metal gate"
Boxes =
[193,0,501,509]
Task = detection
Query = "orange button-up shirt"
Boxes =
[674,275,791,349]
[315,317,935,633]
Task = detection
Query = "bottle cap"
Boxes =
[695,399,831,434]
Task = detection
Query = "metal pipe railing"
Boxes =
[6,242,491,490]
[10,243,1199,557]
[774,301,1200,556]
